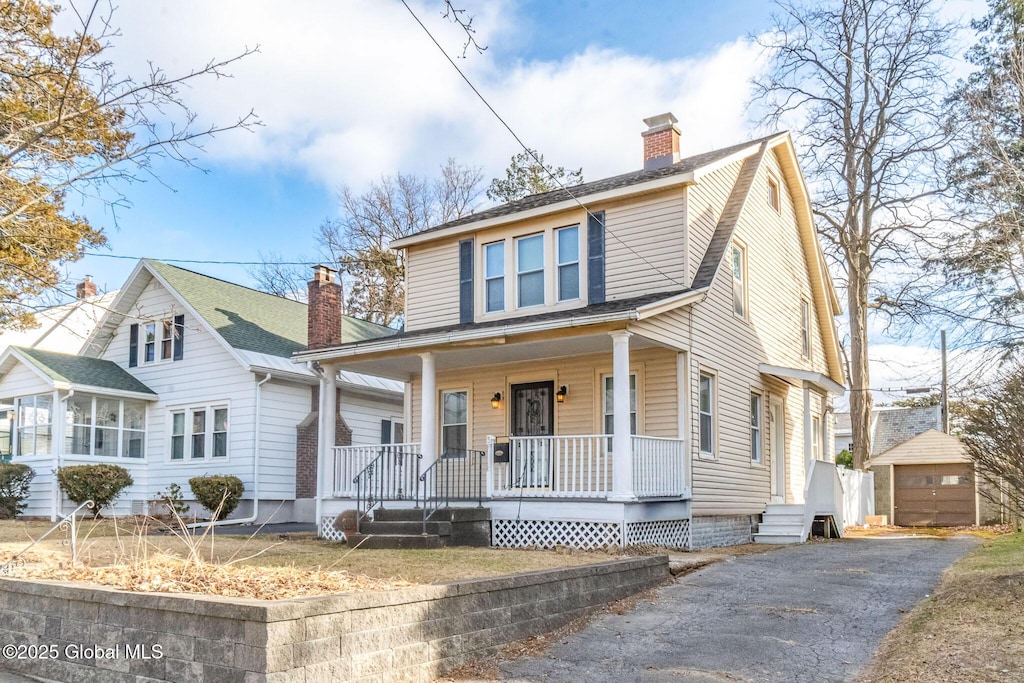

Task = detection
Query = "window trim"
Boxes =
[768,174,781,213]
[167,402,230,462]
[601,372,638,437]
[556,225,581,303]
[811,414,822,461]
[10,393,55,458]
[440,389,470,457]
[483,241,505,313]
[141,316,183,365]
[732,241,747,319]
[698,369,717,460]
[749,391,763,465]
[800,299,812,359]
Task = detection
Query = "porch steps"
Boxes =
[346,507,491,549]
[754,503,807,544]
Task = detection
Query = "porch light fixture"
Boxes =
[556,385,568,403]
[491,392,502,409]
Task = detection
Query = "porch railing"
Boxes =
[334,443,420,497]
[352,446,422,531]
[493,435,612,498]
[419,448,485,532]
[632,435,687,498]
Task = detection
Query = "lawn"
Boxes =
[0,518,623,596]
[858,532,1024,682]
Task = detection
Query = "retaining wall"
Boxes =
[0,556,668,682]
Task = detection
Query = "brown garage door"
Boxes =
[894,463,976,527]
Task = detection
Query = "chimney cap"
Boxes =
[311,264,337,283]
[642,112,680,136]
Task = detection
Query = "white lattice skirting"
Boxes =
[625,519,691,549]
[319,515,346,542]
[491,519,621,550]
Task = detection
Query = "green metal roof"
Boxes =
[14,347,156,395]
[145,261,397,358]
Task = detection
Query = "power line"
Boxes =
[398,0,693,293]
[83,252,318,266]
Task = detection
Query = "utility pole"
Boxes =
[940,329,948,433]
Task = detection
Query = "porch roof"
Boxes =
[1,347,157,399]
[758,363,846,396]
[292,289,691,376]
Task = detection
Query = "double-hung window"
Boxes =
[516,234,545,308]
[161,321,174,360]
[170,404,228,461]
[144,323,157,363]
[750,393,762,463]
[441,390,468,456]
[484,242,505,313]
[556,226,580,301]
[13,394,53,457]
[699,372,715,456]
[602,374,637,444]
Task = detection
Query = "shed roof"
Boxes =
[869,429,970,467]
[10,347,156,396]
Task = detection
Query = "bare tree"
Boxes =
[250,159,483,326]
[960,361,1024,530]
[0,0,257,329]
[754,0,955,469]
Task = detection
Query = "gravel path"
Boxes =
[494,536,979,683]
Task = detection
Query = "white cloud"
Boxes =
[71,1,767,192]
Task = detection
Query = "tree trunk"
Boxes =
[848,263,873,470]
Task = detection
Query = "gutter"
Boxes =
[187,372,272,529]
[292,309,641,364]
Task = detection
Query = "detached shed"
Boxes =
[869,429,979,527]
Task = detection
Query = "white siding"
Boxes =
[343,391,404,446]
[258,379,310,499]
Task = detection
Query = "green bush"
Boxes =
[56,464,133,518]
[0,463,35,519]
[159,482,191,519]
[836,449,855,468]
[189,475,244,521]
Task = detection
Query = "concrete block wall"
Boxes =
[690,515,754,548]
[0,556,668,682]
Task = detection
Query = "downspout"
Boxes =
[55,389,74,522]
[188,372,271,528]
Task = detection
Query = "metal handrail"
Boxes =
[418,448,485,534]
[0,500,95,575]
[352,446,422,534]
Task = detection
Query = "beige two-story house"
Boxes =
[296,114,847,549]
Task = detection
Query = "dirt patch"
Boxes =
[844,525,1010,540]
[858,533,1024,683]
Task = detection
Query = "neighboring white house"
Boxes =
[0,260,403,522]
[294,114,848,549]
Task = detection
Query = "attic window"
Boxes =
[768,176,781,213]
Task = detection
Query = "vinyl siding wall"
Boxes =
[342,390,405,446]
[407,347,680,453]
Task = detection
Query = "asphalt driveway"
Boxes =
[493,536,980,683]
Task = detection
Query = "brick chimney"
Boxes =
[307,265,342,349]
[642,113,681,171]
[76,275,97,300]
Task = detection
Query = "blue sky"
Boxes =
[53,0,986,397]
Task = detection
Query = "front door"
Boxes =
[770,399,786,502]
[510,381,554,487]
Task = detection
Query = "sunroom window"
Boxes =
[64,395,147,459]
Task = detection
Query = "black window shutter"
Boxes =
[458,239,474,324]
[380,419,392,445]
[173,315,185,361]
[128,324,139,367]
[587,211,606,304]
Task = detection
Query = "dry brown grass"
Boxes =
[858,533,1024,683]
[0,518,626,598]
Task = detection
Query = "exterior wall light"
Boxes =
[556,385,568,403]
[491,392,502,409]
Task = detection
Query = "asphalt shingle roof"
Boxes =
[15,347,156,395]
[146,261,397,358]
[404,135,780,239]
[872,405,941,455]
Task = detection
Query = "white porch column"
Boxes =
[802,384,812,486]
[324,364,338,493]
[420,352,437,468]
[609,331,635,501]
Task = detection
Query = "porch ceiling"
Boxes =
[328,330,666,381]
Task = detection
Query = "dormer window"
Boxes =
[516,234,545,308]
[129,315,184,367]
[484,241,505,313]
[556,225,580,301]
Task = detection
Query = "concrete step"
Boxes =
[372,508,426,522]
[345,533,447,550]
[764,503,805,514]
[758,525,805,536]
[753,533,804,544]
[358,520,452,536]
[760,514,805,525]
